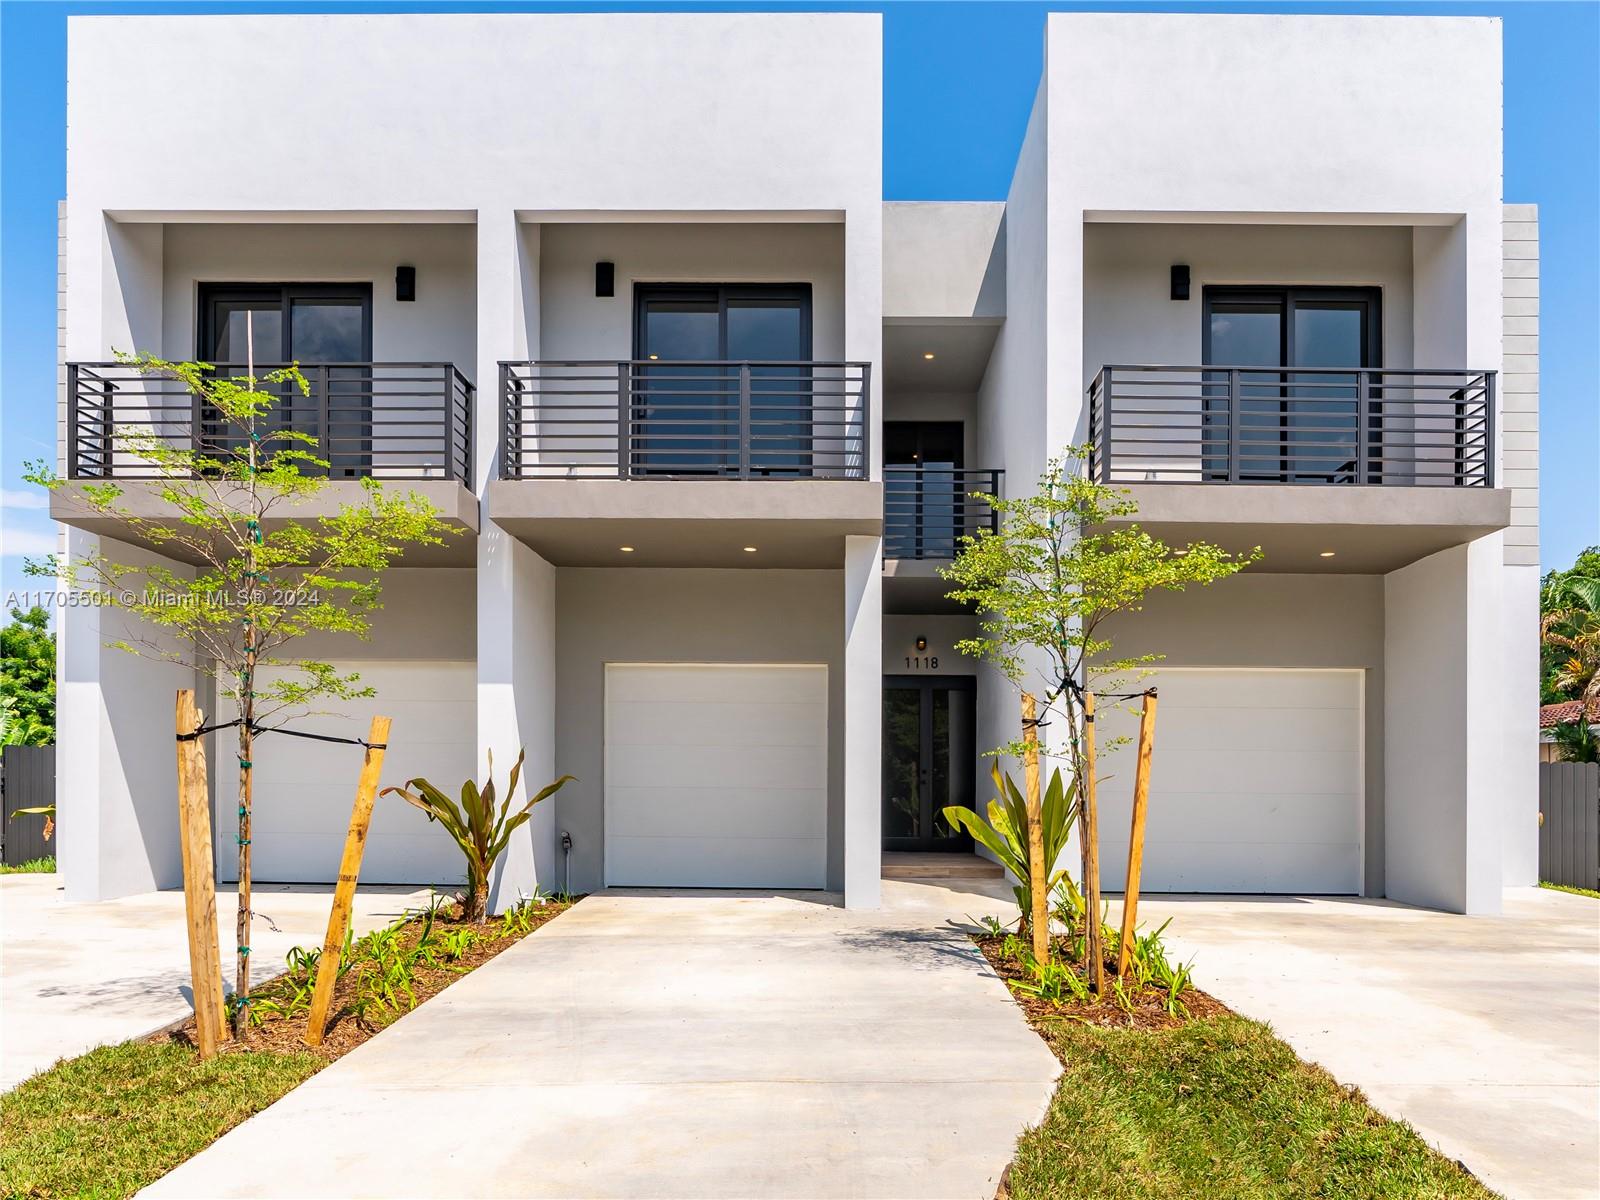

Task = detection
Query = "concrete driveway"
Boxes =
[144,888,1059,1200]
[0,873,435,1090]
[1121,888,1600,1200]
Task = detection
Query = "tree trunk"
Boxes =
[465,877,488,924]
[233,712,254,1041]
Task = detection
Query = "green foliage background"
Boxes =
[1541,545,1599,705]
[1,606,55,744]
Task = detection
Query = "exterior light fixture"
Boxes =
[915,636,928,652]
[742,546,758,553]
[1320,550,1336,558]
[923,352,935,360]
[648,354,659,360]
[396,265,416,302]
[595,261,615,298]
[619,546,635,553]
[1170,264,1190,301]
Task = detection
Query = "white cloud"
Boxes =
[0,526,59,558]
[1,489,48,511]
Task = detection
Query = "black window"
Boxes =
[198,284,373,476]
[631,284,812,477]
[1202,286,1382,483]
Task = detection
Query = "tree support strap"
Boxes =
[176,718,385,751]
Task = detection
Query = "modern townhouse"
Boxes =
[53,11,1536,917]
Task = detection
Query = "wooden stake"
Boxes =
[1021,692,1048,963]
[175,690,226,1058]
[1081,690,1105,993]
[1117,689,1159,977]
[304,716,391,1048]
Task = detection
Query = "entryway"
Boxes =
[882,675,976,852]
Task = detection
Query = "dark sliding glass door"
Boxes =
[883,675,976,852]
[1202,286,1381,483]
[885,421,966,559]
[200,284,373,476]
[632,284,811,477]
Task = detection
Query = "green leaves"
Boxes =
[943,762,1078,929]
[382,750,575,922]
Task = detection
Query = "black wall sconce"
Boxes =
[395,265,416,303]
[595,261,615,298]
[1170,264,1190,302]
[915,636,928,652]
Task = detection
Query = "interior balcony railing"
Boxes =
[66,362,472,482]
[1087,365,1495,487]
[884,467,1003,560]
[499,360,870,481]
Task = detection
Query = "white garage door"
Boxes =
[1098,669,1362,894]
[237,661,475,885]
[605,664,828,888]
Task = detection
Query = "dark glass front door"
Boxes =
[200,284,372,476]
[883,675,976,851]
[632,284,812,476]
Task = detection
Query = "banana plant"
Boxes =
[382,749,573,922]
[943,761,1078,936]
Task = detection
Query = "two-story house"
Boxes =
[53,11,1536,916]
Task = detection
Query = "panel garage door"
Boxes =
[606,664,828,888]
[1098,669,1361,894]
[238,661,475,885]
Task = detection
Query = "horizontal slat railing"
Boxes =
[1087,365,1495,487]
[67,362,472,482]
[500,360,870,481]
[884,467,1003,560]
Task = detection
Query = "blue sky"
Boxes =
[2,0,1596,607]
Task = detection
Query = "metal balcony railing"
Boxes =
[1087,365,1495,487]
[499,360,870,481]
[67,362,472,482]
[884,467,1002,560]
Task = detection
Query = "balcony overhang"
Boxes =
[487,479,881,568]
[1104,484,1511,574]
[50,480,479,567]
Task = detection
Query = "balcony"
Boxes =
[1084,365,1509,573]
[499,360,869,481]
[68,361,473,481]
[55,361,478,563]
[489,360,878,567]
[1087,365,1495,488]
[884,467,1002,560]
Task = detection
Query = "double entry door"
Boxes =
[200,284,373,476]
[882,675,976,852]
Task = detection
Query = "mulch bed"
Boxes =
[148,895,577,1062]
[975,933,1231,1031]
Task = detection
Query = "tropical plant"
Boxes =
[943,761,1078,938]
[0,607,54,742]
[1550,717,1599,764]
[25,349,455,1041]
[942,448,1258,985]
[7,801,55,841]
[382,750,573,923]
[1540,549,1600,705]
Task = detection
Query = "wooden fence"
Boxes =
[1,744,57,866]
[1539,761,1600,890]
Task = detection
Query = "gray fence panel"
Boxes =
[2,744,57,866]
[1539,761,1600,889]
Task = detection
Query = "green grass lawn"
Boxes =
[1539,880,1599,899]
[0,1041,322,1199]
[0,855,56,875]
[1007,1013,1495,1200]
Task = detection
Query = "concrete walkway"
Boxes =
[1119,889,1600,1200]
[144,887,1059,1200]
[0,874,435,1090]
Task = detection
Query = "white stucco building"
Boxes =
[53,11,1536,915]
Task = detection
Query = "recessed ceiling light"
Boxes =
[1173,548,1188,556]
[619,546,635,553]
[1319,550,1336,558]
[923,352,935,360]
[742,546,758,553]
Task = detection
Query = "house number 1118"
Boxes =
[904,655,939,670]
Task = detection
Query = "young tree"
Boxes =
[28,352,455,1039]
[942,449,1258,988]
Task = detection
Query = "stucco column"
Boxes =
[1384,535,1504,914]
[842,533,882,908]
[475,209,558,910]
